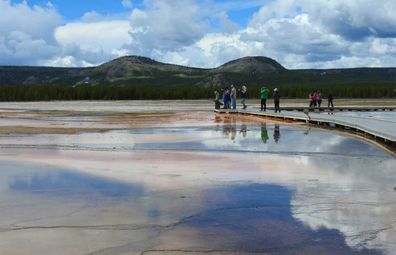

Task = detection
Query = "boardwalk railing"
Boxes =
[251,106,396,112]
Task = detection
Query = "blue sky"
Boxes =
[15,0,263,25]
[2,0,396,68]
[14,0,129,19]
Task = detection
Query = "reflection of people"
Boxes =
[273,88,281,113]
[214,114,222,131]
[214,114,222,123]
[260,86,269,111]
[222,115,231,136]
[273,124,280,143]
[261,123,269,143]
[240,124,247,138]
[230,117,237,140]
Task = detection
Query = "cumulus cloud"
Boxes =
[122,0,133,9]
[1,0,396,68]
[125,0,208,55]
[54,20,133,66]
[299,0,396,40]
[157,0,396,69]
[249,0,298,25]
[55,21,131,54]
[0,0,61,65]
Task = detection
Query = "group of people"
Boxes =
[214,85,281,112]
[214,85,248,110]
[309,91,334,108]
[214,86,335,112]
[260,86,280,112]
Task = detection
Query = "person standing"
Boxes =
[240,85,248,109]
[328,93,334,108]
[273,88,281,113]
[230,84,237,110]
[214,90,221,110]
[221,88,226,108]
[223,87,230,109]
[312,92,317,108]
[260,86,269,111]
[317,92,322,108]
[309,92,315,108]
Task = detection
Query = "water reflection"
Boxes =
[1,161,387,255]
[10,171,144,198]
[261,123,269,143]
[0,114,395,254]
[223,115,237,140]
[0,116,387,157]
[273,124,280,143]
[176,184,384,254]
[240,124,247,138]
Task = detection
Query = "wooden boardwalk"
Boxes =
[256,106,396,112]
[215,108,396,146]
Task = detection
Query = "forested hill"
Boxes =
[0,56,395,100]
[1,55,396,88]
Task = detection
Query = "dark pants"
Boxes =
[309,100,317,108]
[318,100,322,108]
[328,100,334,108]
[215,100,221,109]
[223,100,230,109]
[241,98,247,109]
[274,100,280,112]
[261,99,267,111]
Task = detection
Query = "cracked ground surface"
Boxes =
[0,102,395,255]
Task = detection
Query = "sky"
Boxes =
[1,0,396,69]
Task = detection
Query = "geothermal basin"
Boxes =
[0,100,395,255]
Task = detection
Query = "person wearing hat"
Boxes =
[260,86,269,111]
[240,85,248,109]
[273,88,281,113]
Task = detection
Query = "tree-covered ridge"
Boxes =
[0,56,395,100]
[0,84,393,101]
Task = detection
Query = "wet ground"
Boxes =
[0,102,395,255]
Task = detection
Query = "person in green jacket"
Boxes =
[260,86,269,111]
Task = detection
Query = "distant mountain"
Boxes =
[0,56,395,88]
[214,56,286,74]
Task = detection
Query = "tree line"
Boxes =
[0,84,394,101]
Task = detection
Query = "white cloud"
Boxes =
[299,0,396,40]
[122,0,133,9]
[81,11,103,22]
[0,0,61,65]
[0,0,61,42]
[125,0,208,55]
[1,0,396,68]
[55,21,131,53]
[154,0,396,69]
[215,11,240,33]
[249,0,298,26]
